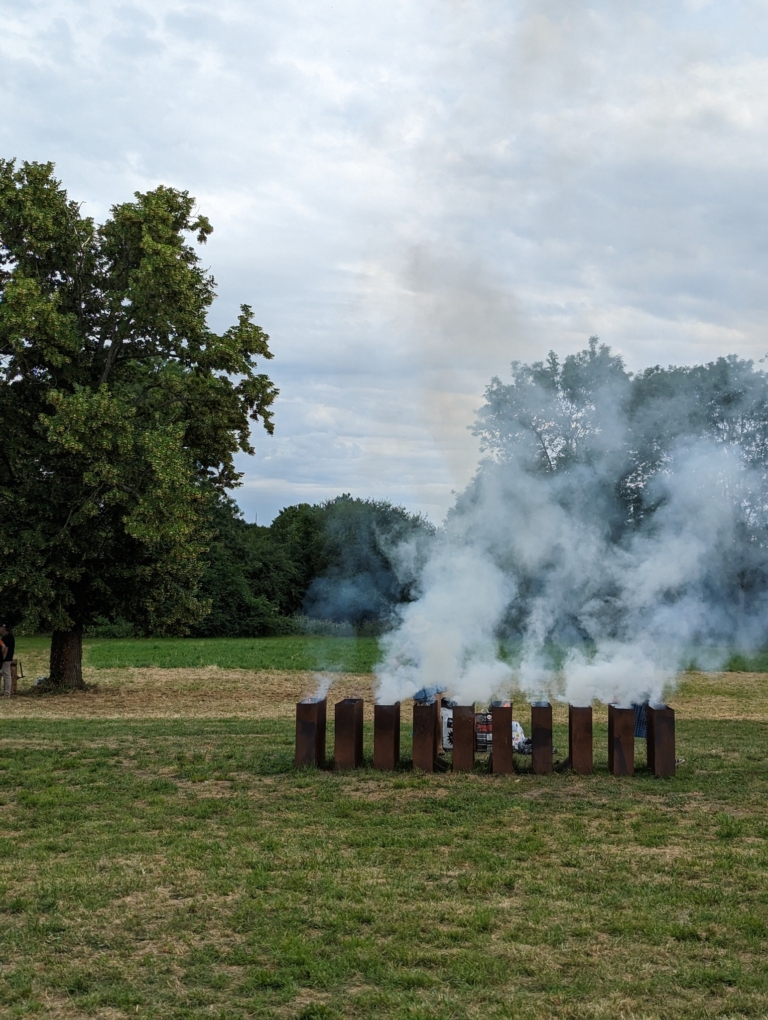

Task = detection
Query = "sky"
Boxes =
[2,0,768,524]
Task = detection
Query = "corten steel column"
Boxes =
[608,705,635,775]
[295,698,327,768]
[452,705,475,772]
[374,702,401,770]
[413,701,438,772]
[568,705,593,775]
[647,705,675,777]
[531,702,553,775]
[490,701,514,774]
[334,698,364,770]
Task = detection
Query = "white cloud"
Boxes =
[2,0,768,521]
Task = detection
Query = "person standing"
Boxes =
[0,625,15,697]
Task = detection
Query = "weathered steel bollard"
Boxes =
[374,702,401,770]
[568,705,593,775]
[608,705,634,776]
[531,702,553,775]
[452,705,475,772]
[413,700,439,772]
[334,698,364,770]
[295,698,327,768]
[647,704,675,777]
[490,701,514,774]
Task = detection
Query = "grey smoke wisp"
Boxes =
[375,341,768,707]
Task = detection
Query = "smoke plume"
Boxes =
[374,343,768,706]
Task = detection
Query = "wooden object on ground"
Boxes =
[490,701,514,774]
[413,700,439,772]
[295,698,327,768]
[608,705,634,776]
[647,704,675,777]
[568,705,593,774]
[452,705,475,772]
[334,698,364,769]
[531,702,553,775]
[374,703,401,770]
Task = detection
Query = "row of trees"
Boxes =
[188,493,433,638]
[470,337,768,532]
[461,338,768,648]
[4,160,768,683]
[0,161,433,684]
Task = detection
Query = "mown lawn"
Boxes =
[13,635,381,676]
[0,671,766,1019]
[84,636,382,674]
[17,634,768,677]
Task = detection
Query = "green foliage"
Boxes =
[191,497,302,637]
[473,337,768,527]
[194,496,434,637]
[301,495,434,628]
[467,338,768,644]
[0,161,276,647]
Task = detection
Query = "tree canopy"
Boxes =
[0,160,277,684]
[472,337,768,526]
[191,495,435,637]
[462,338,768,649]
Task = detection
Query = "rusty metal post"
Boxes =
[452,705,475,772]
[374,702,401,770]
[413,700,438,772]
[531,702,553,775]
[490,701,514,774]
[568,705,593,775]
[647,704,675,777]
[295,698,327,768]
[335,698,364,769]
[608,705,634,775]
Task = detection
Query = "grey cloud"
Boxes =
[2,0,768,522]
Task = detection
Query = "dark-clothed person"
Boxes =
[0,625,14,696]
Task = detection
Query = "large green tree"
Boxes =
[0,160,277,686]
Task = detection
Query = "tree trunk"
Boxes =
[49,624,85,689]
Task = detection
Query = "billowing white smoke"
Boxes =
[375,434,765,707]
[375,544,515,705]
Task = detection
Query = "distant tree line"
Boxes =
[88,494,435,638]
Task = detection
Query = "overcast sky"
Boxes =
[3,0,768,523]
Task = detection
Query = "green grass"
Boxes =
[17,633,768,676]
[722,650,768,672]
[0,711,766,1019]
[84,635,381,672]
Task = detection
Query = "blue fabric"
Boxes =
[412,685,446,705]
[632,702,648,738]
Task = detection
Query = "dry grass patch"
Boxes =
[4,667,376,720]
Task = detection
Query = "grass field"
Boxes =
[84,636,382,674]
[0,639,766,1019]
[15,635,768,677]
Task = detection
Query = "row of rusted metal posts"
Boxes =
[295,697,675,777]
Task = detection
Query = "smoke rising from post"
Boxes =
[375,343,768,706]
